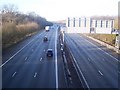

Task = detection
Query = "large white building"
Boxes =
[66,17,114,34]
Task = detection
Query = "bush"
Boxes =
[16,22,39,36]
[1,4,52,49]
[2,23,17,46]
[87,34,116,46]
[2,22,39,49]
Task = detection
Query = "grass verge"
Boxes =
[84,34,116,46]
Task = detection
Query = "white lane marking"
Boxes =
[1,41,33,68]
[98,70,103,76]
[72,55,90,89]
[25,57,28,61]
[82,37,119,62]
[12,72,17,77]
[68,45,90,89]
[44,49,45,52]
[102,58,105,61]
[34,72,37,77]
[88,58,91,62]
[55,29,58,89]
[40,58,42,61]
[0,33,42,68]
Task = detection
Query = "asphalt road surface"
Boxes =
[2,26,120,89]
[2,26,67,88]
[65,33,119,88]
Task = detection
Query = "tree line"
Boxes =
[1,4,53,49]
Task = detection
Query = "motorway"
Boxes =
[65,33,119,88]
[2,25,120,89]
[2,25,67,88]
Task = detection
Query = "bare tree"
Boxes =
[1,4,18,23]
[1,4,18,14]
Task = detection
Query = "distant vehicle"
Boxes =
[46,49,53,57]
[46,29,49,32]
[60,44,64,51]
[43,36,48,42]
[45,26,50,32]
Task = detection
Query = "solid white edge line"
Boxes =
[70,50,90,89]
[65,34,90,89]
[55,28,58,89]
[0,33,42,68]
[81,36,119,62]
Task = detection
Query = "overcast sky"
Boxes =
[0,0,119,21]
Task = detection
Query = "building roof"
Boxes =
[90,16,116,20]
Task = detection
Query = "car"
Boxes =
[43,36,48,42]
[46,29,49,32]
[46,49,53,57]
[45,26,50,32]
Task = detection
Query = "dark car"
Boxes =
[43,36,48,42]
[46,49,53,57]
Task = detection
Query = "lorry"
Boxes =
[45,26,50,32]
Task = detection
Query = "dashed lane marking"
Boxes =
[25,57,28,61]
[0,33,43,68]
[40,58,42,61]
[98,70,103,76]
[34,72,37,78]
[12,72,17,77]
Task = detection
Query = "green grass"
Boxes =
[86,34,116,46]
